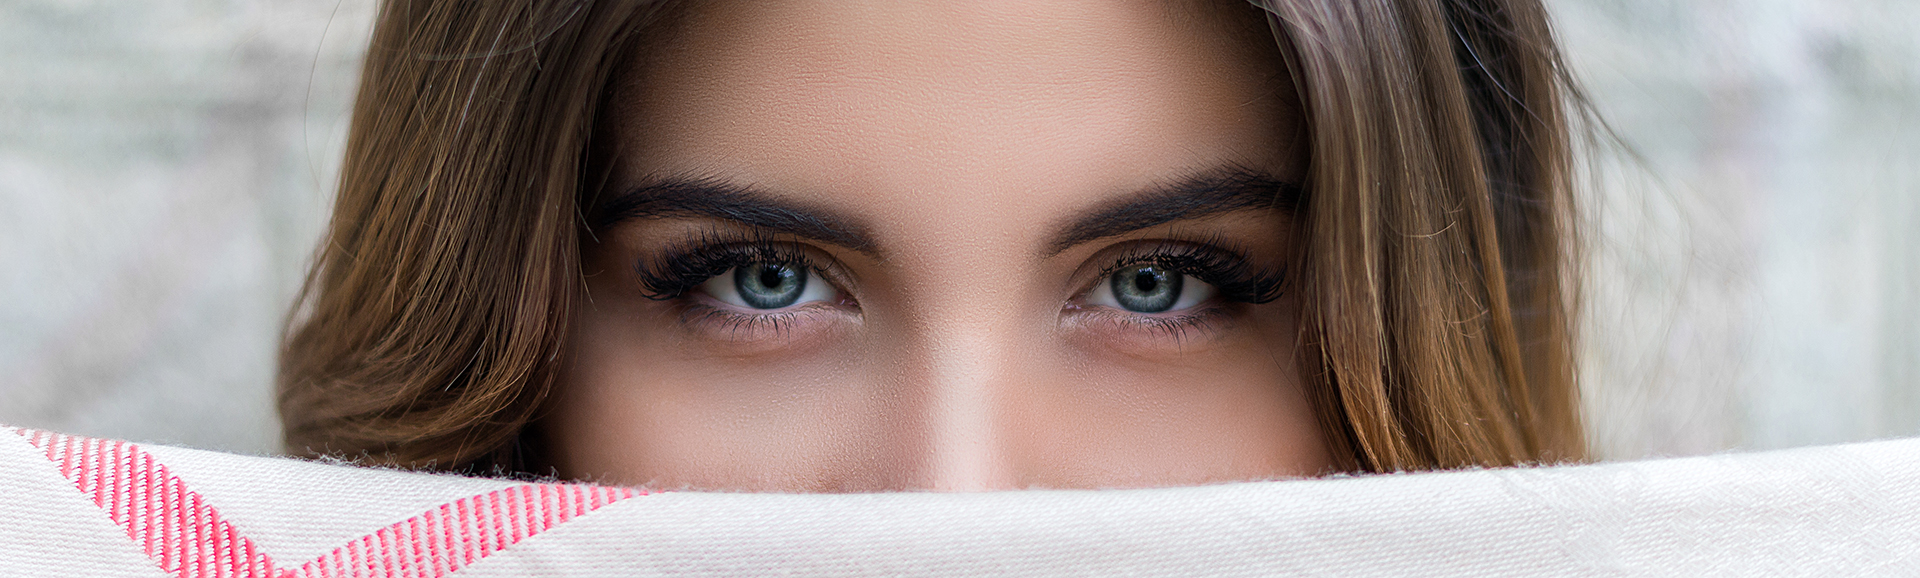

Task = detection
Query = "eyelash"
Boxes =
[1069,240,1284,340]
[1088,241,1286,305]
[633,231,825,301]
[634,233,1283,341]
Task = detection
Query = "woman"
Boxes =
[280,0,1586,491]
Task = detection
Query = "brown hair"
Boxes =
[280,0,1586,474]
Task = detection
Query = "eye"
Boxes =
[699,263,836,310]
[1087,264,1217,313]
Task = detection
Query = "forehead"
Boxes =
[607,0,1298,237]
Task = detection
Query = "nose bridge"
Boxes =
[876,257,1038,491]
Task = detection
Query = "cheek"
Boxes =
[1017,303,1328,486]
[544,288,879,490]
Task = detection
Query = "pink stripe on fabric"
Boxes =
[12,428,646,578]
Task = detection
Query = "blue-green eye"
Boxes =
[1087,264,1216,313]
[699,263,835,310]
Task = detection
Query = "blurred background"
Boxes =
[1,0,1915,460]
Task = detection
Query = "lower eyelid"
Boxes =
[687,289,835,314]
[673,294,855,344]
[1067,302,1235,339]
[682,303,798,328]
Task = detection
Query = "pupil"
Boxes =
[1132,270,1159,293]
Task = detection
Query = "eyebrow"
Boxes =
[590,167,1298,258]
[589,178,878,255]
[1044,168,1301,256]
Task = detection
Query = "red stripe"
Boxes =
[59,434,75,478]
[12,428,645,578]
[448,499,465,575]
[109,442,125,526]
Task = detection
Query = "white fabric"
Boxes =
[3,426,1917,576]
[0,431,169,578]
[138,443,522,566]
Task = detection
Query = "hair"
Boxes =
[280,0,1587,475]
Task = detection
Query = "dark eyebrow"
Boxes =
[588,178,877,255]
[1045,168,1301,256]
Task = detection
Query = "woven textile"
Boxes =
[2,425,1916,576]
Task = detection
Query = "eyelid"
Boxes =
[675,291,856,345]
[635,231,858,302]
[1068,239,1282,305]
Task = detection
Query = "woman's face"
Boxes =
[546,0,1327,491]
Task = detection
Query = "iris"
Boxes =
[735,264,807,309]
[1111,265,1182,313]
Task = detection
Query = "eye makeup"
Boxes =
[1064,238,1286,345]
[630,226,1284,347]
[1080,239,1285,307]
[633,229,846,302]
[632,229,856,343]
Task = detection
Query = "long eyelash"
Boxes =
[1095,240,1286,304]
[634,230,817,300]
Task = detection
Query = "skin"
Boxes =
[544,0,1331,491]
